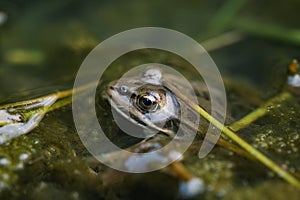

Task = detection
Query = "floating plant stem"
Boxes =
[1,75,300,188]
[0,81,97,120]
[202,31,245,52]
[0,82,97,144]
[206,0,247,36]
[229,91,292,132]
[164,82,300,189]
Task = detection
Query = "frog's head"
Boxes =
[105,68,180,133]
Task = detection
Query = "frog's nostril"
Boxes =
[119,85,128,95]
[109,86,115,90]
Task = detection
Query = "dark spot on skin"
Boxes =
[129,113,147,126]
[109,86,115,90]
[131,93,137,98]
[203,91,210,100]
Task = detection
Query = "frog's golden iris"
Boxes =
[136,93,159,113]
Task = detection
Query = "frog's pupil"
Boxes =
[142,96,152,107]
[134,93,159,113]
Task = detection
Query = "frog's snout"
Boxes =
[105,80,118,98]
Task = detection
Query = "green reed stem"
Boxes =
[206,0,247,36]
[171,86,300,189]
[235,19,300,45]
[229,91,292,132]
[0,82,97,124]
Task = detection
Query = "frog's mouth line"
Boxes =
[108,97,176,137]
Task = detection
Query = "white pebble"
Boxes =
[179,178,205,199]
[0,12,7,26]
[288,75,300,87]
[19,153,29,161]
[0,158,10,166]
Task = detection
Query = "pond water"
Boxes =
[0,0,300,199]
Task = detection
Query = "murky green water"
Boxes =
[1,0,300,199]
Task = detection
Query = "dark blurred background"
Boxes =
[1,0,300,99]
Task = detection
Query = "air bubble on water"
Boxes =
[208,154,215,159]
[0,182,8,191]
[259,133,267,141]
[292,147,298,152]
[228,152,234,156]
[267,135,276,142]
[276,104,281,108]
[16,163,24,169]
[73,169,80,175]
[216,189,226,198]
[258,142,268,149]
[291,111,295,114]
[206,185,213,192]
[71,192,79,199]
[227,163,233,169]
[277,137,283,141]
[277,141,286,148]
[265,130,273,136]
[289,167,296,173]
[1,173,9,181]
[289,133,299,141]
[275,148,282,153]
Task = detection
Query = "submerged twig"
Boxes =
[0,81,96,120]
[169,161,194,181]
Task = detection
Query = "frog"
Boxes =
[104,65,251,160]
[105,66,208,139]
[101,66,236,197]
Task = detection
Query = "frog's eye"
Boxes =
[136,94,158,113]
